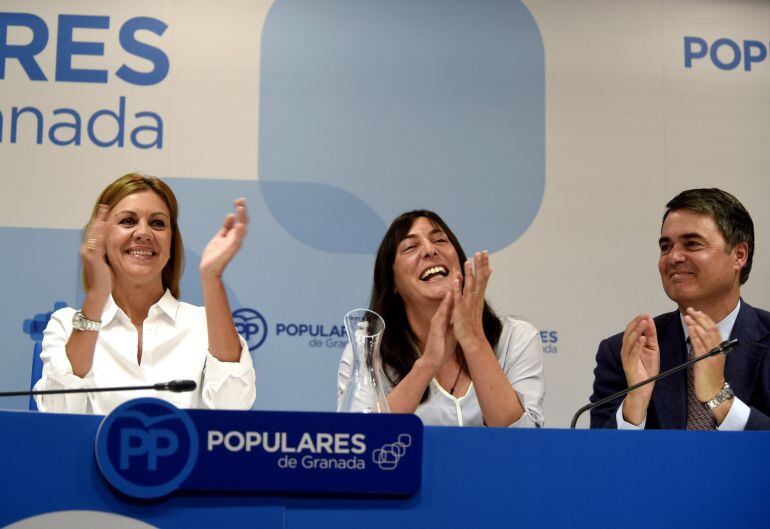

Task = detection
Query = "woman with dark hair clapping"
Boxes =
[337,210,544,427]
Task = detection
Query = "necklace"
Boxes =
[449,352,466,396]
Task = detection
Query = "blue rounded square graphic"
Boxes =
[259,0,545,253]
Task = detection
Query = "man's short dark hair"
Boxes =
[663,188,754,285]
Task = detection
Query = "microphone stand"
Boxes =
[570,339,739,429]
[0,379,197,398]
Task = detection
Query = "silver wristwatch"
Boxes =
[72,311,101,332]
[705,381,734,410]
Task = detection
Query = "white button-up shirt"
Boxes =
[337,316,545,427]
[34,290,256,415]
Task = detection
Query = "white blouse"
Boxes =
[337,316,544,427]
[34,290,256,415]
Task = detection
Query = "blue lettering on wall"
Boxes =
[1,96,163,148]
[710,38,742,70]
[683,36,707,68]
[88,94,125,147]
[743,40,768,71]
[11,106,43,143]
[539,330,558,344]
[1,12,168,150]
[55,14,110,83]
[116,17,169,86]
[685,35,769,71]
[0,12,49,81]
[0,12,168,85]
[131,111,164,149]
[49,108,81,146]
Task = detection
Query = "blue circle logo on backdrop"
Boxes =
[232,308,268,351]
[95,398,199,499]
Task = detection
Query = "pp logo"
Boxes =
[372,434,412,470]
[232,308,268,351]
[95,398,199,498]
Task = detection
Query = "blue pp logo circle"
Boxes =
[95,398,199,499]
[232,308,268,351]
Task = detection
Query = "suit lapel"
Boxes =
[651,311,687,429]
[726,302,770,402]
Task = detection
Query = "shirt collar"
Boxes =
[100,289,179,326]
[101,295,120,326]
[680,299,741,343]
[155,289,179,321]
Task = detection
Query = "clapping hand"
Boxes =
[420,292,455,371]
[81,205,113,297]
[619,314,660,424]
[200,198,249,280]
[684,308,726,402]
[451,251,491,347]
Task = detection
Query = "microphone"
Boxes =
[570,339,739,429]
[155,379,197,393]
[0,379,197,398]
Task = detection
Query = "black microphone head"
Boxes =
[166,380,197,393]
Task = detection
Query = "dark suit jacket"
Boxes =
[590,301,770,430]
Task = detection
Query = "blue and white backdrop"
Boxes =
[1,0,768,426]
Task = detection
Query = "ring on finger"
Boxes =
[86,238,97,250]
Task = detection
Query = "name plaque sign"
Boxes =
[95,398,423,499]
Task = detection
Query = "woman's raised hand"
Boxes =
[81,205,113,298]
[68,205,112,375]
[200,198,249,280]
[420,291,455,371]
[451,250,491,346]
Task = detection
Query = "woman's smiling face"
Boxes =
[392,217,462,310]
[105,190,172,288]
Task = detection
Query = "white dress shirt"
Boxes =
[34,290,256,415]
[617,301,749,430]
[337,316,545,427]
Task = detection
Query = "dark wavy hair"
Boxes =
[664,188,754,285]
[370,210,503,402]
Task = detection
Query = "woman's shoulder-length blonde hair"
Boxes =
[83,172,184,298]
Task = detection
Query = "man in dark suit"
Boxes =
[591,188,770,430]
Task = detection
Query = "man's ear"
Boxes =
[733,241,749,270]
